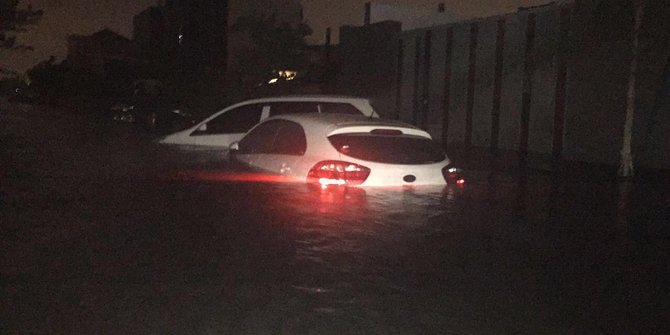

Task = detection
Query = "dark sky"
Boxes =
[1,0,551,75]
[1,0,156,75]
[302,0,552,43]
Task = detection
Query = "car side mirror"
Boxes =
[197,123,207,132]
[226,141,240,162]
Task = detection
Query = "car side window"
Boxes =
[238,120,282,154]
[272,121,307,155]
[199,104,263,134]
[319,102,363,115]
[269,102,318,116]
[238,120,306,155]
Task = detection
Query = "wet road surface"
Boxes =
[1,102,669,334]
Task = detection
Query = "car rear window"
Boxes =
[328,133,446,164]
[319,103,363,115]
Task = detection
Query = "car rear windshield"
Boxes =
[319,103,363,115]
[328,133,446,164]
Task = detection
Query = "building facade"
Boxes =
[132,0,303,77]
[133,0,228,75]
[67,29,139,77]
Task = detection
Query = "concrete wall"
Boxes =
[337,0,670,170]
[631,0,670,170]
[396,7,565,168]
[498,14,525,153]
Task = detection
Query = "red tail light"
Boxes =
[442,165,465,185]
[307,160,371,186]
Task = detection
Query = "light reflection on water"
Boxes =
[169,172,496,328]
[169,168,667,334]
[165,169,475,317]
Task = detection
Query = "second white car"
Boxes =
[159,95,379,148]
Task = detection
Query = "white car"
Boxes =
[159,95,379,148]
[229,113,465,187]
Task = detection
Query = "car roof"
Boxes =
[265,113,432,138]
[235,95,371,104]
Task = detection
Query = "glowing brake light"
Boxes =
[442,165,465,185]
[307,160,371,187]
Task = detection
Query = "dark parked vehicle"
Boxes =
[6,84,39,104]
[110,95,195,134]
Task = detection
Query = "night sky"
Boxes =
[2,0,551,74]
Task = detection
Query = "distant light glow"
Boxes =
[267,70,297,84]
[162,170,302,184]
[278,70,296,80]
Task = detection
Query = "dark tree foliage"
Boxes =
[231,14,312,81]
[0,0,43,49]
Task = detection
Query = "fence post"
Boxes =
[421,30,432,128]
[520,13,536,167]
[442,27,454,149]
[466,23,479,150]
[395,39,404,120]
[619,1,644,177]
[491,19,506,154]
[553,6,571,163]
[412,35,422,125]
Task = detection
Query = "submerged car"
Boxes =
[159,95,380,148]
[229,113,464,187]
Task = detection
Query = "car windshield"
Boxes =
[328,133,446,164]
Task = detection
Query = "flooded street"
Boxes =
[2,103,669,334]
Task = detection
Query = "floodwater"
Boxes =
[1,103,668,334]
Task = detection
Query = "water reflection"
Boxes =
[155,164,665,333]
[203,180,474,325]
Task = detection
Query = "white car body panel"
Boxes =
[241,153,304,177]
[159,95,379,149]
[195,132,246,147]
